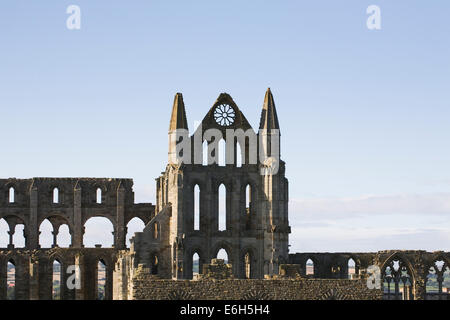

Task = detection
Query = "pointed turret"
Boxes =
[258,88,281,172]
[169,93,188,131]
[168,93,190,164]
[259,88,280,131]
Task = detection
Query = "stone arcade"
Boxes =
[0,89,448,300]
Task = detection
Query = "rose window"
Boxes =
[213,104,236,126]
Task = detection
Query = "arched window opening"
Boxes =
[306,259,314,276]
[426,260,450,300]
[57,224,71,247]
[202,140,208,166]
[218,184,226,231]
[52,260,62,300]
[152,222,159,240]
[244,252,252,279]
[125,217,145,248]
[193,253,200,279]
[383,266,393,299]
[83,217,114,248]
[443,266,450,299]
[12,224,26,248]
[245,185,251,210]
[39,219,53,248]
[97,260,106,300]
[218,139,226,166]
[0,219,9,248]
[245,184,251,230]
[7,260,15,300]
[96,188,102,204]
[382,259,412,300]
[194,185,200,231]
[217,248,228,263]
[150,254,159,275]
[8,187,15,203]
[236,141,242,167]
[426,265,439,295]
[53,188,59,204]
[348,258,356,279]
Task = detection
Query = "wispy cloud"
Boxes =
[288,193,450,252]
[289,193,450,220]
[290,226,450,253]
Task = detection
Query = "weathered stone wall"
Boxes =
[130,276,382,300]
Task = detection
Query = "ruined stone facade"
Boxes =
[0,90,448,300]
[121,89,290,283]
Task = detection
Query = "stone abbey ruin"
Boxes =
[0,89,448,300]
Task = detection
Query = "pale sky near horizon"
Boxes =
[0,1,449,252]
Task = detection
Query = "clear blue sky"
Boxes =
[1,1,449,252]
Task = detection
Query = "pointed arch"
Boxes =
[212,241,233,264]
[348,258,356,279]
[244,183,252,230]
[52,259,62,300]
[7,259,15,300]
[185,247,205,280]
[39,219,53,248]
[202,140,208,166]
[194,184,200,231]
[57,224,71,248]
[381,254,414,300]
[8,187,15,203]
[218,184,226,231]
[193,253,200,276]
[217,248,229,263]
[97,259,106,300]
[306,258,315,276]
[236,140,242,167]
[426,259,450,300]
[52,188,59,204]
[245,184,251,209]
[96,188,102,204]
[218,139,226,166]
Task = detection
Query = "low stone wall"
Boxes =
[131,276,382,300]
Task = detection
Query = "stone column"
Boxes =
[16,260,30,300]
[411,255,427,300]
[28,185,39,249]
[73,182,83,247]
[0,261,7,300]
[52,230,58,248]
[202,175,212,236]
[29,255,40,300]
[174,235,185,279]
[115,183,126,249]
[105,264,114,300]
[230,178,240,277]
[413,274,427,300]
[7,230,14,249]
[74,253,86,300]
